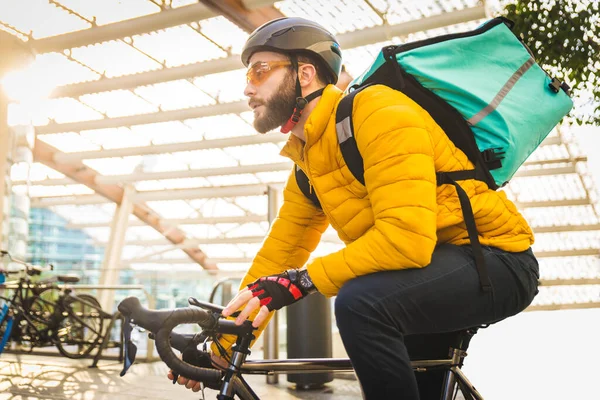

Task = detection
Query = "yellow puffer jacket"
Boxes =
[213,83,534,355]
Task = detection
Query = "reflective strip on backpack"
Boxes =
[336,117,353,144]
[467,57,535,126]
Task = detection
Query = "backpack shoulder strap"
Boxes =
[335,84,375,186]
[294,165,321,209]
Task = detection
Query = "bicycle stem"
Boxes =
[218,320,255,400]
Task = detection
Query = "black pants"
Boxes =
[335,244,539,400]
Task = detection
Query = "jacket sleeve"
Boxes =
[212,167,329,356]
[307,87,438,297]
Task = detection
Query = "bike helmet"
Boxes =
[241,17,342,84]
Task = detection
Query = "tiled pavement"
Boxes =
[0,353,363,400]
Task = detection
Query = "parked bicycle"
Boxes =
[0,250,109,358]
[118,296,484,400]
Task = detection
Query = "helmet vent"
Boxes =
[272,27,293,38]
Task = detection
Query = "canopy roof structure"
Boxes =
[1,0,598,309]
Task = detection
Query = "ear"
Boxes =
[297,63,318,87]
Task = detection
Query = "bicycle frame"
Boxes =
[0,282,105,352]
[58,291,106,334]
[118,297,485,400]
[217,342,484,400]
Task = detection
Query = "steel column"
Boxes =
[97,185,134,311]
[0,91,9,248]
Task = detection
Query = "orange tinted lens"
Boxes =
[246,64,268,86]
[246,61,290,86]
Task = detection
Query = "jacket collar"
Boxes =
[280,84,343,164]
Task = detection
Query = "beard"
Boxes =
[253,71,297,134]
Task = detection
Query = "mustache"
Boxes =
[248,99,265,109]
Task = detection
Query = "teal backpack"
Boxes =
[296,17,573,291]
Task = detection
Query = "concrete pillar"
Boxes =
[7,125,34,259]
[97,185,134,311]
[0,31,35,256]
[0,92,9,250]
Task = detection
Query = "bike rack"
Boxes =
[65,284,157,367]
[0,283,156,367]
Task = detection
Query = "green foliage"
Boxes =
[500,0,599,125]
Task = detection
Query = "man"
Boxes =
[170,17,540,399]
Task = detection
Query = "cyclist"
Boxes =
[170,17,540,399]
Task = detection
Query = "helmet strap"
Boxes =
[280,55,324,134]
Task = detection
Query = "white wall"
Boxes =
[463,308,600,400]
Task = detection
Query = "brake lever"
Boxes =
[188,297,241,318]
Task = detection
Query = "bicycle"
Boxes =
[0,251,52,354]
[117,296,485,400]
[0,250,108,359]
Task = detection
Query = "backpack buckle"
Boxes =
[548,77,562,94]
[481,148,505,170]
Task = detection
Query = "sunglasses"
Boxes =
[246,60,305,86]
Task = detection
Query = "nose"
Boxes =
[244,82,256,98]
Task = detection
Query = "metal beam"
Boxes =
[65,214,268,229]
[52,134,286,163]
[133,183,273,201]
[540,136,561,146]
[102,236,262,247]
[513,165,577,178]
[95,161,293,184]
[515,198,591,208]
[201,0,285,33]
[533,224,600,233]
[31,194,109,206]
[539,278,600,286]
[21,159,291,186]
[41,141,587,168]
[32,139,217,269]
[36,100,248,134]
[49,6,486,98]
[50,57,242,98]
[534,249,599,258]
[28,1,274,54]
[526,302,600,311]
[115,233,341,247]
[123,257,254,264]
[29,183,280,206]
[523,156,587,166]
[337,6,486,49]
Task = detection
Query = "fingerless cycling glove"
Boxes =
[247,269,316,311]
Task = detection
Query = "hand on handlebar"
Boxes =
[222,269,316,328]
[166,353,228,392]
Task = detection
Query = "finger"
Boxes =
[222,289,252,316]
[223,290,254,318]
[191,381,202,392]
[252,305,271,328]
[185,379,198,389]
[221,289,247,317]
[167,371,174,380]
[177,376,189,385]
[235,296,261,325]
